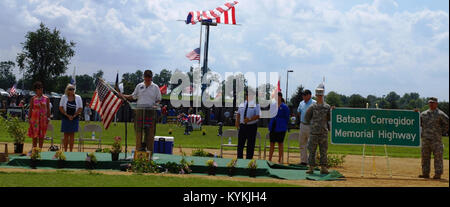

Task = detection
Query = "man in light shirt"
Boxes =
[122,70,161,153]
[235,89,261,159]
[297,89,316,166]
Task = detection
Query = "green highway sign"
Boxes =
[331,108,420,147]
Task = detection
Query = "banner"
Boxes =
[331,108,420,147]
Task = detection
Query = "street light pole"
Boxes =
[286,70,293,103]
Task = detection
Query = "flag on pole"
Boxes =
[186,48,200,61]
[114,72,120,92]
[89,79,123,129]
[186,1,239,25]
[9,84,17,97]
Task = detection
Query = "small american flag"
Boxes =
[9,84,17,97]
[186,1,239,25]
[186,48,200,61]
[89,79,123,129]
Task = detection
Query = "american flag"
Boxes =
[186,48,200,61]
[186,1,238,25]
[9,84,17,97]
[89,79,123,129]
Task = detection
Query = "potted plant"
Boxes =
[227,158,238,177]
[29,147,41,169]
[53,150,66,169]
[168,129,173,135]
[85,152,97,169]
[202,129,206,136]
[206,159,217,176]
[0,115,26,154]
[247,159,258,177]
[111,136,122,161]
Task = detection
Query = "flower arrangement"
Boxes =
[247,159,257,177]
[29,147,41,160]
[53,150,66,161]
[179,153,194,174]
[202,129,206,136]
[247,159,257,169]
[86,152,97,163]
[206,159,218,176]
[227,158,238,168]
[168,129,173,135]
[227,158,238,177]
[111,136,122,154]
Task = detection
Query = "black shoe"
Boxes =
[418,174,429,179]
[299,162,308,166]
[433,175,441,180]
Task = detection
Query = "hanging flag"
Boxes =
[89,79,123,129]
[160,85,168,95]
[186,48,200,61]
[9,84,17,97]
[186,1,238,25]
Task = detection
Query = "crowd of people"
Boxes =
[1,70,448,179]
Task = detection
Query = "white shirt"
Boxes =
[237,100,261,125]
[59,94,83,112]
[132,82,162,106]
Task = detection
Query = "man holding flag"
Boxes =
[120,70,161,153]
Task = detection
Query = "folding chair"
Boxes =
[220,129,238,158]
[220,129,262,159]
[286,133,300,164]
[44,124,55,149]
[78,124,102,152]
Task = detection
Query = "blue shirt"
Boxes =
[238,101,261,125]
[269,103,290,132]
[297,99,316,123]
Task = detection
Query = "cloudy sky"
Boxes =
[0,0,448,101]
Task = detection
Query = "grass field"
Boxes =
[1,120,448,159]
[0,171,298,187]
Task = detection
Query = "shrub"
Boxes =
[0,115,27,144]
[131,156,158,173]
[316,154,346,168]
[191,148,211,157]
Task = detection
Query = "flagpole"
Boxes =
[199,23,203,65]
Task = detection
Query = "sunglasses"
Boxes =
[68,88,75,91]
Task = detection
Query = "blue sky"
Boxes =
[0,0,448,101]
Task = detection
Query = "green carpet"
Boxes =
[4,152,345,181]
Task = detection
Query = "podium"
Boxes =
[130,104,160,157]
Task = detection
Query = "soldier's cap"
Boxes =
[428,97,438,103]
[315,83,325,96]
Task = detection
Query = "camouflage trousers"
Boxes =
[307,134,328,167]
[421,138,444,176]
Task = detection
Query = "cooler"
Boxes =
[153,136,174,154]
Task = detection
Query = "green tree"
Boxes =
[0,60,16,90]
[348,94,367,108]
[75,74,95,93]
[325,91,343,107]
[438,102,449,117]
[54,75,71,94]
[153,69,172,87]
[289,85,304,108]
[16,23,75,92]
[385,91,400,109]
[122,70,144,94]
[366,95,377,108]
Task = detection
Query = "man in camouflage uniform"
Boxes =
[419,97,449,180]
[304,83,331,174]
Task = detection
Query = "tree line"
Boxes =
[289,85,449,116]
